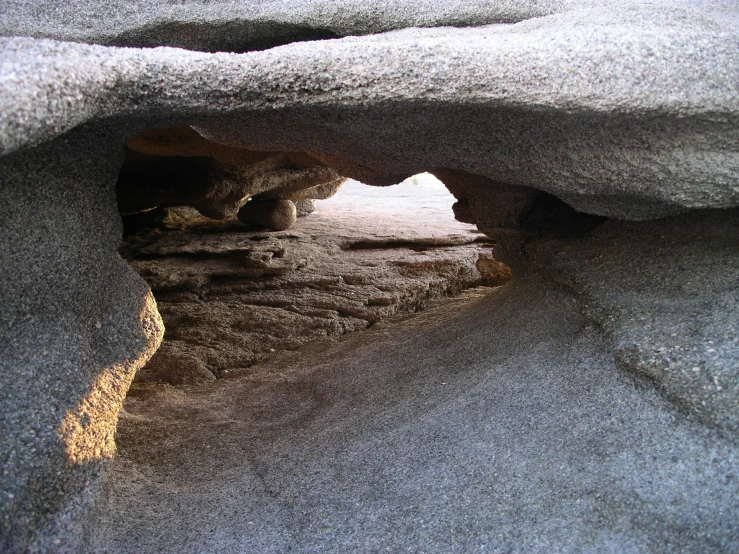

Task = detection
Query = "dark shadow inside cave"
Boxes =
[105,20,342,53]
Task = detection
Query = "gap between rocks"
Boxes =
[119,175,512,386]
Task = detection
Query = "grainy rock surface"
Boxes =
[1,2,738,219]
[0,125,163,553]
[255,176,345,202]
[0,1,565,50]
[529,209,739,437]
[3,1,737,53]
[98,182,738,554]
[123,179,496,385]
[88,276,739,554]
[294,198,316,216]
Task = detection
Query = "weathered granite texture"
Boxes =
[0,0,564,51]
[1,3,738,218]
[89,178,739,553]
[0,125,163,552]
[0,1,737,551]
[3,0,737,53]
[529,209,739,437]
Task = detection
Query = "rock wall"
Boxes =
[0,125,163,552]
[0,0,738,550]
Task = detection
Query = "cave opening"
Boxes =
[3,2,739,549]
[115,127,520,389]
[100,127,738,553]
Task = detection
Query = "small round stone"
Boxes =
[237,199,297,231]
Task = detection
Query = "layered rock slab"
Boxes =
[122,178,499,385]
[119,127,346,221]
[0,0,563,51]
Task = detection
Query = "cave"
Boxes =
[115,134,515,387]
[1,2,739,552]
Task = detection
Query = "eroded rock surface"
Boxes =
[294,199,317,216]
[118,127,346,221]
[2,3,738,219]
[0,1,738,550]
[0,0,563,51]
[122,178,500,385]
[89,275,739,554]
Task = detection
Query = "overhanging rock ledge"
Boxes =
[0,1,738,552]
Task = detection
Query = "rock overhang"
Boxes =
[1,2,739,550]
[1,2,738,220]
[0,0,562,50]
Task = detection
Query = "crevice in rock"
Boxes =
[339,236,481,250]
[115,134,615,388]
[104,21,342,53]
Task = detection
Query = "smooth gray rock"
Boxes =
[2,1,737,53]
[529,209,739,437]
[0,1,738,550]
[88,276,739,553]
[1,3,738,219]
[0,125,163,552]
[89,181,739,552]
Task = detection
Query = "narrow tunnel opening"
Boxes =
[116,128,517,388]
[115,126,607,389]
